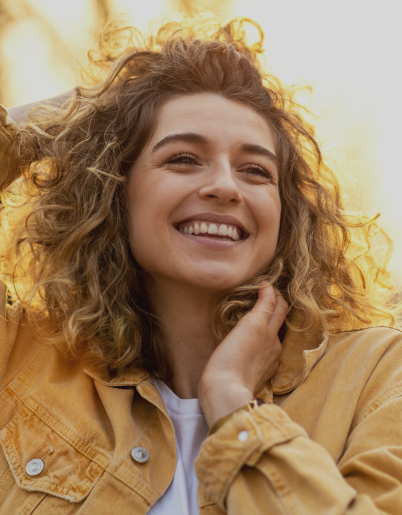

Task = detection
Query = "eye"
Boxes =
[165,153,199,166]
[240,164,273,181]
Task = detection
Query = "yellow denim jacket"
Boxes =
[1,109,402,514]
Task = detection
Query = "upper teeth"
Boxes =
[179,222,241,241]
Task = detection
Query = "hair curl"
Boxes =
[0,12,395,378]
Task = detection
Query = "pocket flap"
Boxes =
[0,405,103,503]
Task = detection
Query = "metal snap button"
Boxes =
[131,446,149,463]
[26,459,44,476]
[238,430,249,442]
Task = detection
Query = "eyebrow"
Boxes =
[151,133,208,153]
[239,143,278,167]
[151,132,278,167]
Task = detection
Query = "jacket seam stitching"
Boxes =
[352,384,402,429]
[0,340,47,397]
[28,400,108,467]
[2,426,103,500]
[105,464,156,502]
[5,390,108,469]
[0,409,105,501]
[254,458,301,515]
[4,392,158,502]
[332,326,402,336]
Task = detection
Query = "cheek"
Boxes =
[128,217,162,274]
[126,180,176,269]
[254,191,281,239]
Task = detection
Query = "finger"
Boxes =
[273,287,288,312]
[269,294,288,334]
[253,284,288,334]
[254,284,276,314]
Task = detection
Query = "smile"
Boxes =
[175,221,245,241]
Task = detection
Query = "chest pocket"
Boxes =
[0,403,104,514]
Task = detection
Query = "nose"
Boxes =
[198,161,243,205]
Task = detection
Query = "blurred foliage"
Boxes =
[0,0,119,104]
[0,0,233,104]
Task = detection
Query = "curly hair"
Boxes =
[0,13,395,378]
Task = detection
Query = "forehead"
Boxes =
[147,93,275,152]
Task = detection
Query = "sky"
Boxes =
[1,0,401,284]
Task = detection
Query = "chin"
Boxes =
[186,270,251,293]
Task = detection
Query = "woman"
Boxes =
[0,14,401,515]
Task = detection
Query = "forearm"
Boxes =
[7,90,74,124]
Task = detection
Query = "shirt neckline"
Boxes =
[153,378,204,417]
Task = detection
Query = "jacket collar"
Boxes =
[84,326,328,395]
[84,364,149,387]
[272,325,329,394]
[83,364,169,421]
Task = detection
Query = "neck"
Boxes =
[149,278,221,399]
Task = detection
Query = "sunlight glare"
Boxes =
[2,0,401,283]
[2,21,72,104]
[234,0,402,283]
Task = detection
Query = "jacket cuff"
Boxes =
[194,404,307,510]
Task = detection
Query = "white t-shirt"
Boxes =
[149,379,209,515]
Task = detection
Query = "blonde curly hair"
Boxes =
[0,13,395,378]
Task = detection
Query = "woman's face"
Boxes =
[127,93,281,293]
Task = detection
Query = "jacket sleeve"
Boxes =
[0,104,21,193]
[194,376,402,514]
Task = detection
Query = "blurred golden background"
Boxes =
[0,0,401,290]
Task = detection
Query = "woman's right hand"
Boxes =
[198,284,287,429]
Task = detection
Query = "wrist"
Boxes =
[209,398,266,435]
[199,381,253,428]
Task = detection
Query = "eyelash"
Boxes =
[243,164,273,180]
[165,153,273,181]
[165,153,198,166]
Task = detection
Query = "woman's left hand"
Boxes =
[198,284,288,428]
